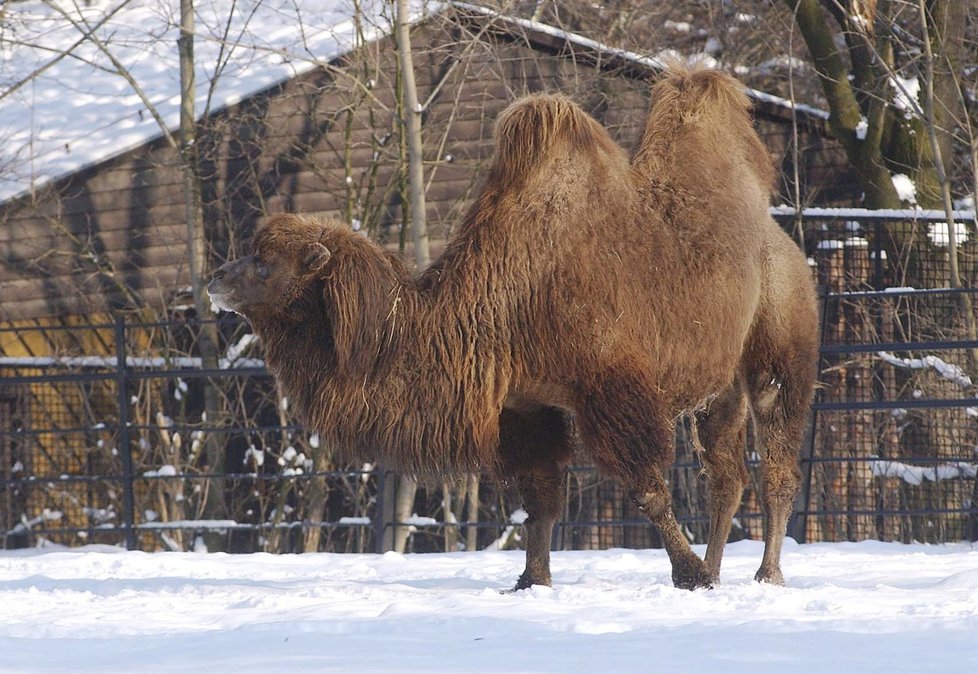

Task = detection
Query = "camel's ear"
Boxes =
[302,242,332,274]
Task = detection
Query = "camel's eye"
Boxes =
[255,259,269,280]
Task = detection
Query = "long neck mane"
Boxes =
[256,232,514,478]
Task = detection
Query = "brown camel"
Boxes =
[207,64,819,590]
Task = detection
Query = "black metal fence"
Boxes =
[780,207,978,542]
[0,314,738,553]
[2,209,978,552]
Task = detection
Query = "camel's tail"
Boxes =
[633,61,775,189]
[489,93,621,187]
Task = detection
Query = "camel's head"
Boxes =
[207,214,333,322]
[210,213,400,374]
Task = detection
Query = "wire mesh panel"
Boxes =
[793,210,978,543]
[0,322,123,547]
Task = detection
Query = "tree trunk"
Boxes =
[179,0,225,550]
[442,483,458,552]
[916,0,978,369]
[302,447,329,552]
[381,474,417,553]
[785,0,906,271]
[926,0,967,182]
[465,473,480,551]
[388,0,430,553]
[396,0,430,268]
[971,138,978,542]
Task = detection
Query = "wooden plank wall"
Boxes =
[0,13,854,323]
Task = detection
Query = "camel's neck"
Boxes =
[256,315,334,422]
[257,266,510,477]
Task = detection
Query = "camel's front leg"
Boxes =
[630,470,714,590]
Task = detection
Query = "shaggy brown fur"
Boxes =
[208,64,818,591]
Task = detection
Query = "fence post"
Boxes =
[797,285,833,544]
[872,220,884,290]
[792,410,818,544]
[374,468,387,554]
[115,316,136,551]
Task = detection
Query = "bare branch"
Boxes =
[0,0,137,103]
[40,0,177,148]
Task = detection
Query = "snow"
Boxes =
[508,508,529,525]
[877,351,973,388]
[0,0,869,206]
[143,464,179,478]
[891,173,918,205]
[0,0,430,202]
[223,332,257,364]
[758,55,809,74]
[890,74,921,118]
[870,458,977,485]
[451,3,831,122]
[743,88,829,121]
[0,353,265,370]
[243,444,265,467]
[928,221,970,247]
[704,36,722,55]
[1,540,977,672]
[663,20,692,34]
[770,205,978,222]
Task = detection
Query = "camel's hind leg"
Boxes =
[695,382,750,582]
[746,364,813,585]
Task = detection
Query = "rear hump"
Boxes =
[633,62,775,190]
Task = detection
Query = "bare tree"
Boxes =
[382,0,432,554]
[782,1,974,247]
[177,0,228,549]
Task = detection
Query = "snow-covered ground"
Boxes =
[2,540,977,673]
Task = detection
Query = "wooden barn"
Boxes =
[0,3,852,328]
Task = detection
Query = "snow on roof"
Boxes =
[0,0,830,206]
[0,0,432,203]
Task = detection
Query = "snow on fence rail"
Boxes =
[770,206,978,221]
[0,354,265,370]
[871,459,978,486]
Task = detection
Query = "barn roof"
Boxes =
[0,0,428,203]
[0,1,828,206]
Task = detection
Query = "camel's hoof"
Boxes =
[672,558,714,591]
[512,570,551,592]
[754,565,785,586]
